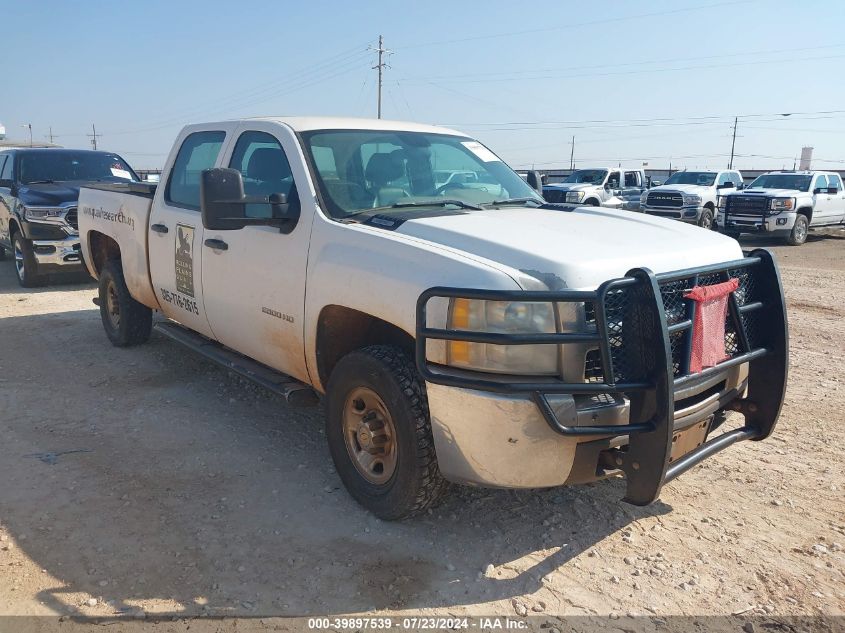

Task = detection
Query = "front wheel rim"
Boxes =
[341,386,397,485]
[795,220,807,242]
[14,240,24,280]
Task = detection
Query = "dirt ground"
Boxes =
[0,229,843,628]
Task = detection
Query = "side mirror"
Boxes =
[737,182,745,190]
[200,168,298,233]
[718,182,735,190]
[813,187,825,195]
[526,170,543,194]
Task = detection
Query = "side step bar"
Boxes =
[154,321,319,406]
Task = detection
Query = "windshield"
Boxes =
[18,151,137,185]
[747,174,813,192]
[664,171,717,186]
[300,130,542,218]
[562,169,607,184]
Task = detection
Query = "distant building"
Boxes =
[0,122,5,139]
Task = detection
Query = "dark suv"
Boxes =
[0,148,138,286]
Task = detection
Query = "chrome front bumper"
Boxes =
[427,363,748,488]
[31,237,83,267]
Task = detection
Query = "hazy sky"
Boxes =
[3,0,845,171]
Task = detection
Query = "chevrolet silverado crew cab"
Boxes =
[641,170,744,229]
[78,117,788,520]
[0,148,138,286]
[718,170,845,245]
[543,168,649,208]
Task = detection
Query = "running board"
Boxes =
[153,321,319,406]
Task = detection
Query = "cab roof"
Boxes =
[205,116,469,137]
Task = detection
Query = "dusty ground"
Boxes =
[0,230,843,628]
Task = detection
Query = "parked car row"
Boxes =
[541,166,845,245]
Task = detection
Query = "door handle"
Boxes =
[204,238,228,251]
[150,223,169,234]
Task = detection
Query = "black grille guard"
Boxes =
[415,249,788,505]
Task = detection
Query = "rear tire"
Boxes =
[325,345,449,520]
[98,260,152,347]
[0,245,6,261]
[13,232,44,288]
[786,214,809,246]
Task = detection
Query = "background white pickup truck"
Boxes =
[718,170,845,245]
[641,170,744,229]
[78,117,788,520]
[542,168,649,208]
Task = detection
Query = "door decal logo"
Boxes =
[175,224,195,297]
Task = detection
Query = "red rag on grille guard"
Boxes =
[683,278,740,373]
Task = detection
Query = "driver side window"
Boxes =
[229,131,296,218]
[814,175,828,192]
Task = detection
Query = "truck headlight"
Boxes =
[768,198,794,215]
[565,191,585,203]
[682,194,702,206]
[447,298,559,375]
[23,206,65,222]
[717,196,727,209]
[640,191,649,204]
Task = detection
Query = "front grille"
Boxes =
[726,195,768,216]
[584,267,758,383]
[646,191,683,208]
[65,208,78,230]
[543,189,567,204]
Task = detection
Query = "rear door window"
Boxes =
[165,131,226,210]
[828,174,843,191]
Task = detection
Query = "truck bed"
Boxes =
[78,182,159,310]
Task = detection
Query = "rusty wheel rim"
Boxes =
[106,280,120,329]
[342,386,397,485]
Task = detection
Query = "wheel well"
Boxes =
[87,231,121,275]
[586,198,600,206]
[797,207,813,222]
[316,305,414,387]
[704,202,715,210]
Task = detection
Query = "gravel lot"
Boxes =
[0,230,843,626]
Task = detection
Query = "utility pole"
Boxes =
[728,116,738,169]
[569,135,575,171]
[371,35,390,119]
[47,126,54,144]
[22,124,32,146]
[87,123,100,150]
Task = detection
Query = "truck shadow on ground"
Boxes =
[0,261,94,295]
[0,272,671,619]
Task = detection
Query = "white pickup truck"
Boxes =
[542,168,649,208]
[718,171,845,245]
[641,170,745,229]
[78,117,788,520]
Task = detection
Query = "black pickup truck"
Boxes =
[0,148,138,286]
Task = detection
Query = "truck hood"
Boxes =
[648,183,713,196]
[393,207,742,289]
[731,188,802,197]
[545,183,598,192]
[16,182,81,206]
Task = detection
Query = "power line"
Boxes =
[396,0,751,50]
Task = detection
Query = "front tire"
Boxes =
[325,345,449,520]
[98,260,152,347]
[786,214,809,246]
[698,207,714,230]
[13,232,43,288]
